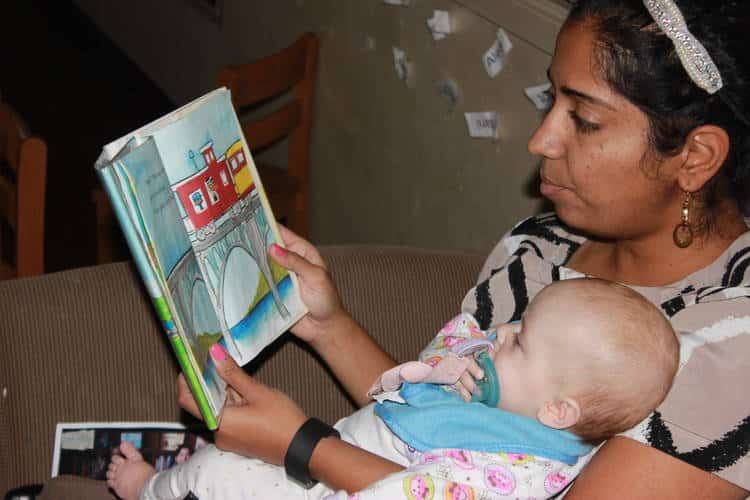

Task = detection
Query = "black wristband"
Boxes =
[284,417,340,489]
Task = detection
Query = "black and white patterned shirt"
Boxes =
[461,213,750,488]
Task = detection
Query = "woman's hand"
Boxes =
[269,225,398,407]
[179,343,405,493]
[270,225,347,345]
[177,344,306,465]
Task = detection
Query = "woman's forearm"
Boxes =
[565,437,749,499]
[309,434,404,493]
[309,312,397,407]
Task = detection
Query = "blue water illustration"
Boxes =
[201,275,297,401]
[228,276,295,342]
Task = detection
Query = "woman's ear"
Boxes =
[676,125,729,193]
[537,397,581,430]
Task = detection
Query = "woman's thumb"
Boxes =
[209,343,262,402]
[269,243,316,277]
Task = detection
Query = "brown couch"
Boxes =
[0,245,483,499]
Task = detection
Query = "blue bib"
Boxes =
[375,382,593,465]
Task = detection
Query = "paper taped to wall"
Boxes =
[465,112,499,139]
[393,47,409,81]
[483,29,513,79]
[383,0,410,5]
[524,82,553,110]
[427,10,452,40]
[438,79,460,111]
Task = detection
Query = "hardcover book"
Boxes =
[95,87,307,430]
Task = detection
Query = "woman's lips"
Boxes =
[539,177,565,196]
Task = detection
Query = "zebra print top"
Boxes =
[460,213,750,489]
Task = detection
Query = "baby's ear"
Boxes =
[537,397,581,430]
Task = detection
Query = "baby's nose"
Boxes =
[494,321,520,346]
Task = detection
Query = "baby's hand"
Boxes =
[368,354,480,398]
[454,357,484,402]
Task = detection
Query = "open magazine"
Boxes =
[51,422,211,479]
[94,88,307,429]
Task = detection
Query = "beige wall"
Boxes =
[75,0,567,254]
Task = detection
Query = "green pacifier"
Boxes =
[470,351,500,408]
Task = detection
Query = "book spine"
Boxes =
[97,166,219,430]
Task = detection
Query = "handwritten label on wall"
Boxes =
[483,29,513,79]
[465,112,499,139]
[438,79,460,111]
[524,82,553,110]
[427,10,452,40]
[392,47,409,81]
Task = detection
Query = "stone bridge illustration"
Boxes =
[166,191,290,357]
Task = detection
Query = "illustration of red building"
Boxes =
[173,141,239,232]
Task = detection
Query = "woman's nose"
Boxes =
[528,112,565,159]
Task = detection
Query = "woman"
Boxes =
[178,0,750,497]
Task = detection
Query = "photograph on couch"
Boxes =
[52,423,211,481]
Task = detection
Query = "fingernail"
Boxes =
[270,244,286,257]
[210,343,228,361]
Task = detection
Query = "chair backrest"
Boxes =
[0,101,47,278]
[217,33,319,237]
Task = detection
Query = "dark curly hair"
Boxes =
[567,0,750,229]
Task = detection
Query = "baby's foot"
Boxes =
[106,441,155,500]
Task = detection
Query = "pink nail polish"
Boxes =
[270,244,286,257]
[210,343,228,361]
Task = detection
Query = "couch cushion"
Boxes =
[39,475,111,500]
[0,262,182,496]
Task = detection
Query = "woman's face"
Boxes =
[528,20,681,241]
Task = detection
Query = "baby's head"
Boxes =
[490,278,679,444]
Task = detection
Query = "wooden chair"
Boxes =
[218,32,319,237]
[0,101,47,279]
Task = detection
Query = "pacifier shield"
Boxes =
[471,351,500,408]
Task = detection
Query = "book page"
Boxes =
[148,89,306,366]
[111,140,227,416]
[95,88,227,166]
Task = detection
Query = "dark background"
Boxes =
[1,1,174,272]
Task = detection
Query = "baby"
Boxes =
[107,278,678,499]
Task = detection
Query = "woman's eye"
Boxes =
[568,111,600,134]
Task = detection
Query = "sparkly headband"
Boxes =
[643,0,723,94]
[643,0,750,127]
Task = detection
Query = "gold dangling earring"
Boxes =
[673,191,694,248]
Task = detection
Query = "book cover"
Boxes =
[95,88,307,430]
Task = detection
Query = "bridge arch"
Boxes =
[218,244,260,329]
